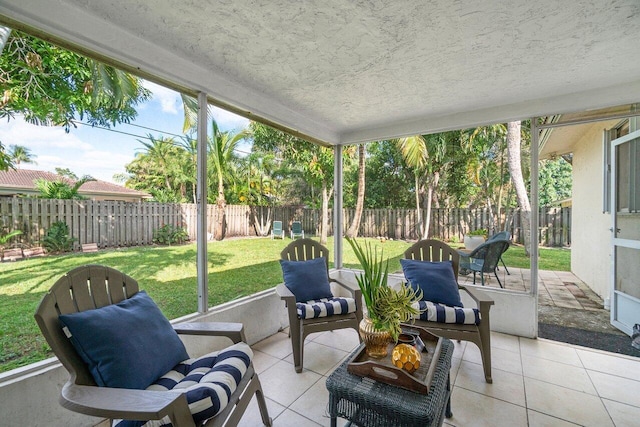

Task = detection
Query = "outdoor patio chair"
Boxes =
[290,220,304,239]
[276,238,363,373]
[402,239,494,383]
[486,230,511,274]
[459,238,511,288]
[34,264,271,427]
[271,220,284,239]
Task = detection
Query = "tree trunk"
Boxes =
[414,175,422,239]
[346,144,366,238]
[215,177,225,241]
[422,171,439,240]
[506,121,531,256]
[320,182,329,245]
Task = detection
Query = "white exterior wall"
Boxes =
[571,125,612,300]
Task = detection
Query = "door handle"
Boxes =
[609,227,621,233]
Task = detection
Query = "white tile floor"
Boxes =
[239,328,640,426]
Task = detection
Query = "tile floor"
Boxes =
[238,328,640,426]
[458,268,604,310]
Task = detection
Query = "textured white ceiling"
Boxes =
[1,0,639,145]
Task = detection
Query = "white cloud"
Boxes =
[0,118,135,183]
[0,119,93,151]
[212,106,250,131]
[143,80,180,114]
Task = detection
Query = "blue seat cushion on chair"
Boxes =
[412,301,480,325]
[296,297,357,319]
[59,291,189,390]
[400,259,463,307]
[280,257,333,302]
[116,342,253,427]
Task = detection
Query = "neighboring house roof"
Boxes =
[0,169,151,201]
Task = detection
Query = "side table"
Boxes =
[326,338,453,427]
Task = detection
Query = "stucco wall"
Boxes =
[571,125,612,300]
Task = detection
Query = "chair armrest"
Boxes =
[330,278,363,302]
[276,282,296,302]
[61,383,196,427]
[275,283,299,320]
[172,322,245,344]
[460,285,494,314]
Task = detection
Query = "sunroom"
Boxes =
[1,1,639,426]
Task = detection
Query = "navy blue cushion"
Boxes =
[59,291,189,390]
[280,257,333,303]
[400,259,463,307]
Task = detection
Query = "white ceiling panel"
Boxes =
[1,0,639,145]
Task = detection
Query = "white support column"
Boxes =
[530,118,540,335]
[197,92,208,313]
[333,145,344,269]
[0,26,11,52]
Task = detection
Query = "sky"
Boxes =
[0,81,250,183]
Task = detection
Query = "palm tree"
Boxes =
[8,145,37,167]
[34,175,95,199]
[208,119,248,240]
[138,135,177,192]
[396,134,448,240]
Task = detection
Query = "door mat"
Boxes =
[538,323,640,358]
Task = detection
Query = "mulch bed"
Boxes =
[538,323,640,358]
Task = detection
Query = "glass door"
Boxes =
[611,129,640,336]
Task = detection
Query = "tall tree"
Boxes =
[346,144,366,238]
[8,145,37,167]
[0,30,150,130]
[397,134,449,240]
[506,121,532,256]
[208,119,249,240]
[250,122,343,245]
[139,136,178,192]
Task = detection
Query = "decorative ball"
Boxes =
[391,343,421,374]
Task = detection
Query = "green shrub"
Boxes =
[153,224,189,245]
[43,221,76,253]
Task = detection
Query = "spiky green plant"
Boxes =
[346,237,422,341]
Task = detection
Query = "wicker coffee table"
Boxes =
[326,338,453,427]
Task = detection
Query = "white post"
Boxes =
[530,118,540,336]
[333,145,343,269]
[197,93,208,313]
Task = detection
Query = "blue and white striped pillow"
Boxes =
[412,300,481,325]
[115,342,253,427]
[296,297,357,319]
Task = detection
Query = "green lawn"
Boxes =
[0,237,569,373]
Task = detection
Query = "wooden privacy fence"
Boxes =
[0,197,571,249]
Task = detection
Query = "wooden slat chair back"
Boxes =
[402,240,495,383]
[276,238,362,372]
[35,265,139,386]
[35,265,272,426]
[280,238,328,265]
[404,239,460,280]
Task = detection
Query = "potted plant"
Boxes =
[464,228,487,251]
[346,237,422,358]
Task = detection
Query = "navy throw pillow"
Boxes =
[59,291,189,390]
[280,257,333,302]
[400,259,463,307]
